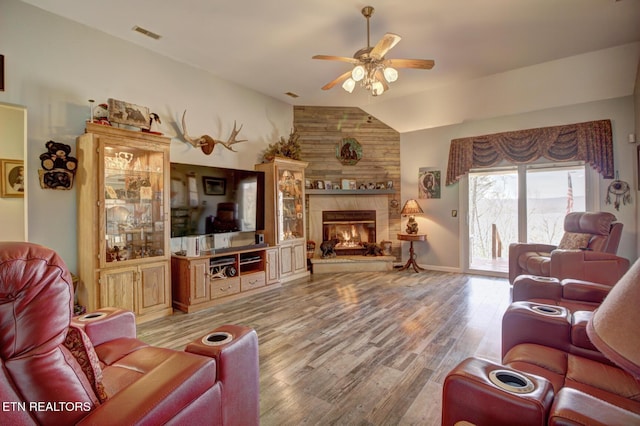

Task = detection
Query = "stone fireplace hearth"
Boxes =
[322,210,376,255]
[308,194,390,258]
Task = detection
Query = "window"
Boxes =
[466,162,587,274]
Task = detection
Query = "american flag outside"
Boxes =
[566,172,574,214]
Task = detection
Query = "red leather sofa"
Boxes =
[509,211,625,285]
[512,272,629,313]
[0,242,259,425]
[442,259,640,425]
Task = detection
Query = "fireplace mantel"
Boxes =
[307,193,391,257]
[307,189,395,195]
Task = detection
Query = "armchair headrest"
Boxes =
[0,242,73,360]
[564,212,616,236]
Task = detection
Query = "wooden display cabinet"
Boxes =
[255,157,310,282]
[76,123,172,323]
[171,246,278,313]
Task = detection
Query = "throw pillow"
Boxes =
[557,232,591,250]
[64,326,109,403]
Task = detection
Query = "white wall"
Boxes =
[0,103,27,241]
[0,0,293,271]
[401,97,638,271]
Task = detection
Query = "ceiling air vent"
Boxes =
[132,26,161,40]
[284,92,299,98]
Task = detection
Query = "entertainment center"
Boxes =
[76,123,309,322]
[171,246,279,313]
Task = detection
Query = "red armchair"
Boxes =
[512,271,630,313]
[0,242,259,425]
[508,211,625,285]
[442,259,640,425]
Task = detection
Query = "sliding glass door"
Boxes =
[467,163,586,275]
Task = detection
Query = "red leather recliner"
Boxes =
[442,259,640,425]
[0,242,259,425]
[511,272,629,313]
[509,211,626,285]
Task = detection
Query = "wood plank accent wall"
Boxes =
[293,105,402,259]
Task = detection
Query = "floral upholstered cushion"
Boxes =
[64,325,109,402]
[558,232,591,250]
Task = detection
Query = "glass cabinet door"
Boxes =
[102,143,166,263]
[277,166,304,243]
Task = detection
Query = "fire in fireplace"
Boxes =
[322,210,376,255]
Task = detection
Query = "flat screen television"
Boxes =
[170,162,265,239]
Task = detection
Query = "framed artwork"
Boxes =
[202,176,226,195]
[324,181,333,190]
[0,54,4,91]
[107,98,150,129]
[336,137,362,165]
[638,146,640,188]
[1,159,24,197]
[315,180,325,189]
[418,168,441,199]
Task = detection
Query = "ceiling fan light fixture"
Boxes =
[342,78,356,93]
[371,81,385,96]
[352,65,366,82]
[383,67,398,83]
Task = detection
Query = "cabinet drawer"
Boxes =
[241,273,266,291]
[210,277,240,299]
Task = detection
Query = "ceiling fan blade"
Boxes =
[384,58,435,69]
[370,33,401,60]
[321,70,352,90]
[313,55,360,64]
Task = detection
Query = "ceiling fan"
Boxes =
[313,6,435,96]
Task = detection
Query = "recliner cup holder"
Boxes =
[489,369,535,394]
[78,312,107,321]
[531,305,563,316]
[202,331,233,346]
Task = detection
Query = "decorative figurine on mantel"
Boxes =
[401,199,423,234]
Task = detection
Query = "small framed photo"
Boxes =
[387,180,393,189]
[0,54,4,92]
[202,176,226,195]
[107,98,150,129]
[324,181,333,190]
[376,182,386,189]
[1,158,24,197]
[305,179,312,189]
[315,180,325,189]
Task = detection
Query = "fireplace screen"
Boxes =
[322,210,376,255]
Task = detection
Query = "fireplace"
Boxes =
[322,210,376,255]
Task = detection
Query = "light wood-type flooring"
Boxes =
[137,270,511,425]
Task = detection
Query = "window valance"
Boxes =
[446,119,613,185]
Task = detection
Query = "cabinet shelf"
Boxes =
[77,122,172,323]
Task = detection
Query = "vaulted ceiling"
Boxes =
[21,0,640,132]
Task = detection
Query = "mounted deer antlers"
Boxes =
[181,110,247,155]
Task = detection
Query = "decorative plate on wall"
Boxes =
[336,137,362,165]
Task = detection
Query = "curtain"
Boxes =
[446,119,613,185]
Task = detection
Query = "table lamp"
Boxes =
[401,199,423,234]
[587,259,640,378]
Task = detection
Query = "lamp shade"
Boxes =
[587,259,640,379]
[401,199,423,215]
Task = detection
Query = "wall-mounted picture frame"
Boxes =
[0,54,4,91]
[202,176,226,195]
[1,158,24,197]
[107,98,150,129]
[418,168,441,199]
